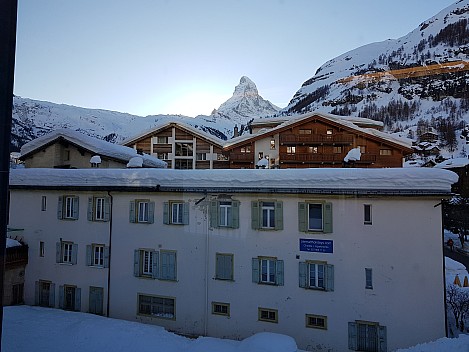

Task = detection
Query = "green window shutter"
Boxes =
[182,203,189,225]
[299,262,307,288]
[348,322,358,350]
[231,200,240,229]
[56,242,61,263]
[378,326,387,352]
[215,254,222,279]
[323,202,333,233]
[57,196,64,219]
[71,244,78,265]
[169,252,177,280]
[275,201,283,230]
[325,264,334,292]
[103,197,111,222]
[152,251,159,279]
[129,201,136,223]
[72,197,79,219]
[75,288,81,311]
[251,202,260,230]
[34,281,39,305]
[148,202,155,224]
[133,250,141,277]
[298,203,307,232]
[252,258,260,283]
[49,283,55,307]
[86,245,92,266]
[163,202,170,224]
[276,260,284,286]
[209,201,219,228]
[59,285,64,309]
[161,252,176,280]
[225,255,233,280]
[216,254,233,280]
[103,246,110,268]
[87,197,93,221]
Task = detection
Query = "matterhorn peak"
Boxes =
[234,76,259,98]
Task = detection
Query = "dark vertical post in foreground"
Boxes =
[0,0,18,350]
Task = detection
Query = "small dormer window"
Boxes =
[90,155,102,168]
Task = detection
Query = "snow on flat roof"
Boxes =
[20,129,166,168]
[435,157,469,169]
[9,167,457,194]
[6,238,22,248]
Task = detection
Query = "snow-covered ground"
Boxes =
[2,304,469,352]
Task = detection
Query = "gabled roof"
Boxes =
[250,114,384,129]
[224,111,413,152]
[121,121,225,148]
[20,129,166,168]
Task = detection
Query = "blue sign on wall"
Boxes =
[299,239,333,253]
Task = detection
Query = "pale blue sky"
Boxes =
[14,0,456,117]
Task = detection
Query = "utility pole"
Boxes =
[0,0,18,350]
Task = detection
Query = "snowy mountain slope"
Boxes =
[282,0,469,157]
[11,76,277,150]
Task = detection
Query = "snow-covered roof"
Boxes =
[121,121,225,147]
[9,167,457,195]
[225,111,411,150]
[435,158,469,169]
[251,114,384,129]
[7,238,22,248]
[20,129,166,168]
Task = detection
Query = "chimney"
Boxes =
[233,125,239,138]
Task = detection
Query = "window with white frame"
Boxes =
[306,314,327,329]
[196,153,207,161]
[56,241,78,265]
[252,257,284,286]
[299,261,334,291]
[156,136,168,144]
[286,146,296,154]
[175,142,193,156]
[258,307,278,323]
[379,149,392,156]
[86,244,109,268]
[365,268,373,289]
[134,249,177,281]
[87,196,110,222]
[215,253,233,281]
[138,294,175,319]
[364,204,372,225]
[298,201,333,233]
[270,138,276,150]
[251,201,283,230]
[348,321,387,352]
[210,200,239,229]
[163,201,189,225]
[129,200,154,224]
[212,302,230,316]
[57,196,79,220]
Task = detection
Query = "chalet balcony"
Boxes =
[280,134,354,145]
[280,153,377,164]
[5,245,28,268]
[229,153,254,162]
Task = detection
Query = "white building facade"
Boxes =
[8,168,457,351]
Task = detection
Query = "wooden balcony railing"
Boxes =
[280,153,377,164]
[229,153,254,162]
[6,245,28,267]
[280,134,354,145]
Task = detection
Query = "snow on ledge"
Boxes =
[9,167,458,194]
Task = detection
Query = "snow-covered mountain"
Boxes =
[11,76,277,151]
[282,0,469,157]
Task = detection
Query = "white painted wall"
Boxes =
[9,189,446,351]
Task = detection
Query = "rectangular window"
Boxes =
[164,201,189,225]
[379,149,392,156]
[93,245,104,267]
[298,202,332,233]
[134,249,177,281]
[258,308,278,323]
[349,321,387,352]
[241,145,251,153]
[308,146,318,154]
[306,314,327,329]
[58,196,79,220]
[175,159,193,169]
[56,241,77,265]
[252,257,284,286]
[156,136,168,144]
[175,142,193,156]
[142,250,153,276]
[366,268,373,289]
[86,244,109,268]
[171,202,184,224]
[333,146,342,153]
[41,196,47,211]
[39,241,45,257]
[358,145,366,153]
[210,200,239,229]
[270,138,276,150]
[94,197,105,221]
[62,242,73,263]
[286,146,296,154]
[196,153,207,161]
[88,197,110,222]
[258,152,264,160]
[61,285,80,311]
[36,280,55,307]
[261,202,275,229]
[212,302,230,316]
[299,261,334,291]
[364,204,372,225]
[326,129,333,135]
[157,152,169,160]
[299,129,312,134]
[130,200,154,224]
[138,294,175,319]
[215,253,234,281]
